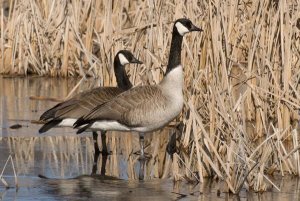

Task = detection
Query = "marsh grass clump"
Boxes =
[1,0,300,193]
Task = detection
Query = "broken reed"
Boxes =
[1,0,300,193]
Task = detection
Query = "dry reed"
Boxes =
[0,154,18,188]
[0,0,300,193]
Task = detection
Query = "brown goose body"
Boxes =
[39,87,124,132]
[39,50,142,133]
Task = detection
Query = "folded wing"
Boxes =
[75,85,166,128]
[40,87,124,121]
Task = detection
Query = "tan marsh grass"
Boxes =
[0,0,300,193]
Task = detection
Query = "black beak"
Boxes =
[190,24,203,32]
[132,58,143,64]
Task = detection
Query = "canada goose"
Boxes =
[39,50,143,156]
[74,18,202,179]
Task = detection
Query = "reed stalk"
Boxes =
[0,0,299,192]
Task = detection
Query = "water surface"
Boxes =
[0,76,300,200]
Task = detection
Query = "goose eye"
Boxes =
[187,22,192,29]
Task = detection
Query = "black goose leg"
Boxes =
[101,131,109,156]
[92,132,100,175]
[93,132,100,155]
[138,133,146,180]
[100,151,108,176]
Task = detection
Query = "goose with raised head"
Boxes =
[74,18,202,179]
[39,50,143,156]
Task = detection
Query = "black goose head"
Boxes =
[174,18,203,36]
[116,50,143,66]
[114,50,142,90]
[165,18,202,75]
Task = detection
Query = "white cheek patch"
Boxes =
[175,22,189,36]
[118,53,130,65]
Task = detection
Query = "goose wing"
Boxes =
[76,85,166,127]
[40,87,124,120]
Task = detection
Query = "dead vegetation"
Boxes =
[0,0,300,193]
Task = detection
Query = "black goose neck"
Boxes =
[165,27,183,75]
[114,57,132,90]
